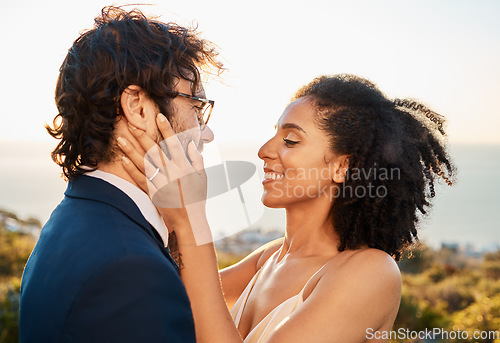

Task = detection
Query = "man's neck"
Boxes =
[97,159,141,190]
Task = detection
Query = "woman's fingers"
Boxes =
[117,137,146,174]
[156,113,175,139]
[127,123,157,153]
[121,156,151,193]
[188,141,206,177]
[120,116,208,212]
[122,153,172,198]
[126,123,168,170]
[118,136,169,187]
[156,113,186,162]
[128,123,167,168]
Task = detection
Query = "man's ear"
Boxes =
[120,85,149,130]
[331,155,350,184]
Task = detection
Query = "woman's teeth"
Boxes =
[264,172,284,180]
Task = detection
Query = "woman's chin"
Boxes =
[261,195,286,209]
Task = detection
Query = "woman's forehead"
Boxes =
[277,97,316,129]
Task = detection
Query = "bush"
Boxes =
[451,294,500,343]
[0,231,35,277]
[482,261,500,280]
[398,245,434,274]
[0,221,36,343]
[393,246,500,343]
[0,278,21,343]
[394,287,450,332]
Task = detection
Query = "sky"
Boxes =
[1,0,499,147]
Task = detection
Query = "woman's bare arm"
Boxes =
[220,238,283,309]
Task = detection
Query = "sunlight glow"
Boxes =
[1,0,499,145]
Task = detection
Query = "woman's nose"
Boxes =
[258,137,276,161]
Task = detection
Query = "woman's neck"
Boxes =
[280,197,340,259]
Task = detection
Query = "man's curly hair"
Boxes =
[294,74,455,261]
[46,6,222,180]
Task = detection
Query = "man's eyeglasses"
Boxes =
[176,92,214,130]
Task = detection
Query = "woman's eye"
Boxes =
[283,138,299,147]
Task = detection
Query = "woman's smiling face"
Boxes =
[258,97,348,209]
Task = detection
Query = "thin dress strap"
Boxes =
[297,259,330,297]
[232,251,330,332]
[233,257,332,343]
[232,268,262,327]
[232,249,280,327]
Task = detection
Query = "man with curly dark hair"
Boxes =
[19,6,222,342]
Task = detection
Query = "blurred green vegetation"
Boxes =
[389,246,500,343]
[1,210,498,343]
[0,214,37,343]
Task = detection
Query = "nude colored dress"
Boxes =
[230,253,327,343]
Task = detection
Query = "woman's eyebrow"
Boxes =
[277,122,307,135]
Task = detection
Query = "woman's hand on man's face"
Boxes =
[117,113,212,244]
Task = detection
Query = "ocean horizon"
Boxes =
[1,139,499,252]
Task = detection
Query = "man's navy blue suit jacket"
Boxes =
[19,175,196,342]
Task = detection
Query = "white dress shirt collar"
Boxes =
[85,169,169,247]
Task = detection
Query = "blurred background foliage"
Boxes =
[0,210,37,343]
[391,246,500,342]
[0,211,498,343]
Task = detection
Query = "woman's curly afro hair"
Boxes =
[294,74,455,261]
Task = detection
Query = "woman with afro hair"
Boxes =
[120,74,455,343]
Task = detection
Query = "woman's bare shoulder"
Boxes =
[333,248,399,279]
[255,237,284,269]
[357,248,399,272]
[265,249,402,343]
[318,248,401,304]
[305,248,401,299]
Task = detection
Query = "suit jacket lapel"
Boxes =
[65,175,179,271]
